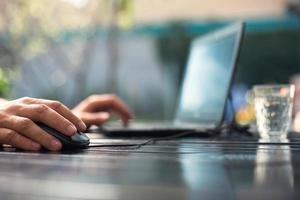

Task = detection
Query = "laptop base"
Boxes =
[95,121,212,137]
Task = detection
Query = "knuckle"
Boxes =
[35,104,49,114]
[107,94,117,100]
[3,130,18,145]
[19,97,34,104]
[35,133,48,144]
[107,94,118,105]
[86,95,97,104]
[88,95,98,102]
[0,111,7,120]
[7,103,23,112]
[0,112,9,124]
[99,94,116,103]
[35,133,53,148]
[105,94,117,99]
[18,118,34,130]
[49,101,62,110]
[32,130,46,141]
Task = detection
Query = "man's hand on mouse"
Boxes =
[0,95,133,151]
[72,94,133,127]
[0,97,87,151]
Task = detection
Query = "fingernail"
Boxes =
[78,121,87,131]
[67,124,77,135]
[51,140,62,150]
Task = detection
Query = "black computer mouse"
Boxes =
[36,123,90,149]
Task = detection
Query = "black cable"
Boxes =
[87,126,232,149]
[88,119,254,150]
[88,130,212,149]
[88,120,256,150]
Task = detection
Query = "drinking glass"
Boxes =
[253,84,295,139]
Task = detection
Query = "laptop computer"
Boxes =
[99,22,245,136]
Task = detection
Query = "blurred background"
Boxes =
[0,0,300,124]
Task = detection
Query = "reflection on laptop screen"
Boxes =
[176,24,242,125]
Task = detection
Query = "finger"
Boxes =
[80,112,110,127]
[0,116,62,151]
[86,95,133,125]
[0,128,41,151]
[18,97,86,132]
[8,104,78,136]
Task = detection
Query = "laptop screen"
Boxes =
[175,23,244,126]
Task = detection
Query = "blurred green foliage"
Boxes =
[116,0,133,29]
[0,69,11,97]
[0,0,56,97]
[1,0,56,58]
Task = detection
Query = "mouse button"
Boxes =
[71,132,89,143]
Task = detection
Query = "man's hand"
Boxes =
[72,94,133,127]
[0,97,86,151]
